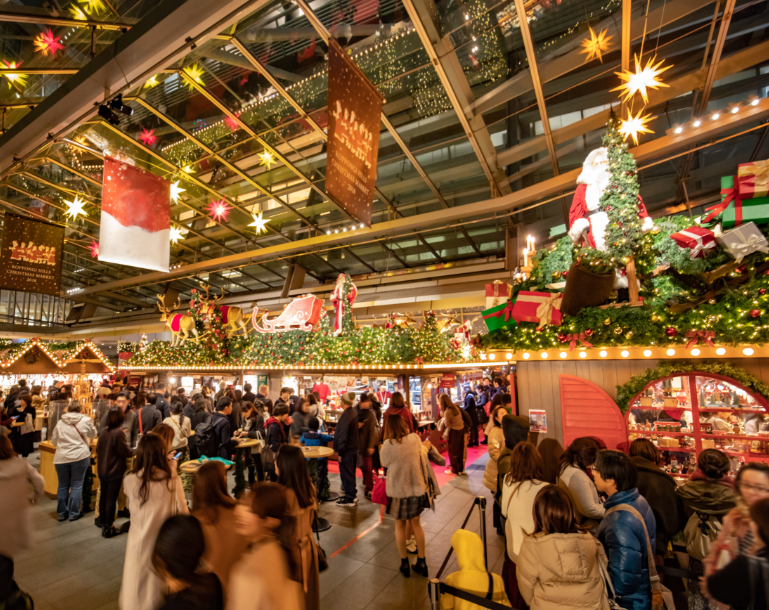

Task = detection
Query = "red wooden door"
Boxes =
[559,375,628,450]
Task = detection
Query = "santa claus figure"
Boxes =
[330,273,357,336]
[568,147,654,251]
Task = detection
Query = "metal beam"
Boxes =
[0,10,134,30]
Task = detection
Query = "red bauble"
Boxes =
[562,271,568,278]
[584,329,593,337]
[760,289,767,295]
[557,333,568,343]
[751,309,762,318]
[665,327,677,337]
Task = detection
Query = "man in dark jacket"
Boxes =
[334,391,359,507]
[148,392,171,420]
[210,397,235,459]
[463,389,479,447]
[264,404,289,481]
[595,450,656,610]
[242,382,256,405]
[355,393,379,500]
[137,396,162,435]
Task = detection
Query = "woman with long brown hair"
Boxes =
[556,436,605,530]
[276,444,320,610]
[438,393,465,476]
[120,434,188,610]
[192,461,247,604]
[163,402,192,493]
[517,485,609,610]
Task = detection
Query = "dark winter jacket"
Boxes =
[96,427,134,480]
[227,401,242,435]
[289,411,310,440]
[265,417,286,454]
[191,406,210,432]
[209,412,233,459]
[597,489,656,610]
[242,391,257,405]
[356,407,380,452]
[706,547,769,610]
[631,455,686,546]
[243,413,265,439]
[137,406,162,435]
[156,396,171,420]
[463,393,479,427]
[496,415,531,490]
[676,477,737,520]
[333,406,359,456]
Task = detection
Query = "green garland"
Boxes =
[653,217,730,275]
[615,360,769,413]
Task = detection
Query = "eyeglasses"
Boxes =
[738,482,769,494]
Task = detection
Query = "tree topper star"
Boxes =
[170,226,185,244]
[88,240,99,259]
[170,181,185,203]
[579,27,613,64]
[64,195,87,220]
[612,54,671,104]
[206,198,232,222]
[619,109,654,145]
[248,212,270,234]
[258,151,276,170]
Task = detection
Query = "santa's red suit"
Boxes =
[568,147,654,251]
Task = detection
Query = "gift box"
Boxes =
[738,161,769,199]
[671,225,717,259]
[510,291,563,329]
[482,299,517,332]
[716,221,769,263]
[704,176,769,228]
[485,280,512,309]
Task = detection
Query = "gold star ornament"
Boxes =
[619,109,654,145]
[170,181,185,203]
[258,151,276,170]
[579,27,613,64]
[183,64,204,90]
[612,54,671,104]
[249,212,270,234]
[64,196,87,220]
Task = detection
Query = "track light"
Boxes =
[109,93,133,116]
[98,104,121,126]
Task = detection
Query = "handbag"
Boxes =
[314,513,329,572]
[20,412,34,435]
[261,444,275,470]
[372,472,388,505]
[747,555,769,610]
[606,504,675,610]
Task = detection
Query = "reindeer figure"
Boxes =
[436,317,461,333]
[198,284,250,336]
[158,295,202,346]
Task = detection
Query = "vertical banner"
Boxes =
[0,213,63,296]
[99,157,170,273]
[326,39,383,227]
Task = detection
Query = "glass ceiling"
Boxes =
[0,0,767,313]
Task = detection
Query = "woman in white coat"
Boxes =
[119,433,188,610]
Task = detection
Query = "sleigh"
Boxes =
[251,295,324,333]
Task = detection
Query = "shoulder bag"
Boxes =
[605,503,675,610]
[20,411,34,435]
[314,512,329,572]
[65,419,89,447]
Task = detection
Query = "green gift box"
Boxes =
[711,176,769,229]
[482,299,517,332]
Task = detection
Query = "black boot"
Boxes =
[94,516,102,528]
[102,525,122,538]
[412,557,428,578]
[399,558,411,578]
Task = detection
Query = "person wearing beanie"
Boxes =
[333,392,360,507]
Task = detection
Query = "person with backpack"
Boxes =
[210,398,236,460]
[593,449,656,610]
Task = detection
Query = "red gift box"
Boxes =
[485,281,511,308]
[738,161,769,199]
[670,226,716,259]
[511,291,563,329]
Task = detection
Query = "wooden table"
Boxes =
[179,459,232,474]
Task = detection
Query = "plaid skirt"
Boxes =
[386,494,430,520]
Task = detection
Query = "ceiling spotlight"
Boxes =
[109,93,133,117]
[98,104,121,126]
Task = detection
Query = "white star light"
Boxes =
[170,181,185,203]
[248,212,270,234]
[64,195,87,220]
[258,151,275,170]
[170,226,184,244]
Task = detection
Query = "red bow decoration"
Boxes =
[566,333,593,351]
[704,186,741,223]
[414,356,424,365]
[500,301,515,322]
[685,330,716,349]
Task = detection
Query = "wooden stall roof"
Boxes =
[0,340,62,374]
[56,341,115,374]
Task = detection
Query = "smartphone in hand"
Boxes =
[173,452,182,460]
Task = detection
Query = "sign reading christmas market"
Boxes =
[326,39,383,227]
[0,213,63,296]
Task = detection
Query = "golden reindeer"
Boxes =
[198,284,250,336]
[158,295,203,346]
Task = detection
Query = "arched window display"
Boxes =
[627,372,769,476]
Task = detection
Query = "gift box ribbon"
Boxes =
[739,161,769,198]
[685,330,716,349]
[705,185,741,223]
[676,229,716,259]
[483,301,515,322]
[517,292,562,329]
[726,232,769,263]
[566,333,593,351]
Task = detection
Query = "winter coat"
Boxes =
[356,407,380,452]
[482,425,505,492]
[209,412,233,459]
[137,406,162,435]
[631,455,685,545]
[557,464,605,529]
[380,433,428,499]
[496,415,531,491]
[333,406,359,456]
[227,401,242,435]
[0,456,44,559]
[517,531,611,610]
[265,417,286,454]
[499,479,547,561]
[382,405,414,435]
[676,478,736,520]
[190,406,209,431]
[99,408,138,447]
[155,396,171,420]
[8,404,35,456]
[163,415,192,450]
[441,407,464,431]
[597,489,656,610]
[120,469,189,610]
[706,546,769,610]
[285,488,320,610]
[31,395,45,411]
[96,427,134,480]
[441,529,510,610]
[289,410,311,441]
[227,537,304,610]
[194,505,248,606]
[51,412,97,464]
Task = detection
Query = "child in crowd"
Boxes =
[301,418,334,503]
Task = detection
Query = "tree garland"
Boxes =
[615,360,769,413]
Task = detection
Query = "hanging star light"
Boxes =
[182,165,195,174]
[248,212,270,234]
[612,54,671,104]
[69,5,88,20]
[170,226,185,244]
[579,27,613,64]
[619,109,654,145]
[64,195,87,220]
[2,60,27,90]
[258,151,275,170]
[170,181,185,203]
[88,240,99,259]
[144,76,158,89]
[78,0,106,14]
[33,29,64,57]
[183,64,204,90]
[138,128,157,147]
[206,197,232,222]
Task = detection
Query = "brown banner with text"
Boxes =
[0,213,64,296]
[326,39,383,227]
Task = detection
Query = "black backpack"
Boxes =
[193,422,217,458]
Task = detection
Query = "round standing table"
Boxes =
[302,445,335,531]
[179,459,233,474]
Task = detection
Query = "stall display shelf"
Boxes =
[631,405,692,411]
[630,430,691,438]
[656,446,698,453]
[723,450,769,459]
[698,407,766,413]
[703,433,769,443]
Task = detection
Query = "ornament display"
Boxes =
[510,291,563,329]
[604,318,612,326]
[183,64,204,89]
[138,128,157,147]
[64,195,87,220]
[206,198,232,222]
[2,60,27,90]
[485,280,511,309]
[716,221,769,263]
[751,309,762,318]
[613,326,623,335]
[88,240,99,259]
[619,108,654,145]
[248,212,269,234]
[671,226,717,259]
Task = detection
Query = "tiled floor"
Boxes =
[14,448,498,610]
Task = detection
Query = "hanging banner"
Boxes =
[99,157,170,273]
[0,213,63,296]
[326,38,383,227]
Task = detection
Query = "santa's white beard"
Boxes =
[580,169,610,212]
[590,210,610,251]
